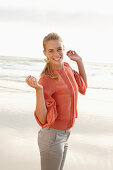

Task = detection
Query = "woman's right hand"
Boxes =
[25,75,43,90]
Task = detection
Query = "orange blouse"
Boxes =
[34,62,87,130]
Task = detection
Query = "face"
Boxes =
[43,40,64,70]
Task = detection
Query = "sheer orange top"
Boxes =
[34,62,87,130]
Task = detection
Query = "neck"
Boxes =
[50,62,64,70]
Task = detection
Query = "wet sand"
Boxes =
[0,87,113,170]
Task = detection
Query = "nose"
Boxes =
[54,51,60,58]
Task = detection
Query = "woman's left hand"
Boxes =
[66,50,82,63]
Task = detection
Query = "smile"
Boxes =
[54,57,61,61]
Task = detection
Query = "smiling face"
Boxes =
[43,40,65,70]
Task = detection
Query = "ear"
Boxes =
[43,50,46,56]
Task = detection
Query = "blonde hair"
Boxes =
[40,32,63,80]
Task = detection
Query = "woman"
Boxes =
[25,32,87,170]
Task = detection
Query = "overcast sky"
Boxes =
[0,0,113,15]
[0,0,113,62]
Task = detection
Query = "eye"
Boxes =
[58,48,62,51]
[49,50,53,53]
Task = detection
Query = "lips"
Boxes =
[54,57,61,61]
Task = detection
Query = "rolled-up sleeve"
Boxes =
[72,69,87,95]
[34,74,58,128]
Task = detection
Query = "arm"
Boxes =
[25,75,47,124]
[35,88,47,124]
[67,50,87,84]
[66,50,87,94]
[26,74,58,128]
[77,60,87,84]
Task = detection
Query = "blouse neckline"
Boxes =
[52,62,66,72]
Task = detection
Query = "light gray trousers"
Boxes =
[37,126,72,170]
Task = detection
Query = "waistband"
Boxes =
[46,126,72,133]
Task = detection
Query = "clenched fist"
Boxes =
[25,75,43,90]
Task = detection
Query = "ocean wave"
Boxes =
[0,84,113,92]
[0,55,113,67]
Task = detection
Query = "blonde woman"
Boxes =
[25,32,87,170]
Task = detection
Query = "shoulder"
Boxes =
[38,73,56,94]
[64,61,70,67]
[64,62,72,68]
[39,73,50,81]
[64,62,73,71]
[38,73,56,91]
[64,62,78,74]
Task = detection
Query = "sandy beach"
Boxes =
[0,87,113,170]
[0,57,113,170]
